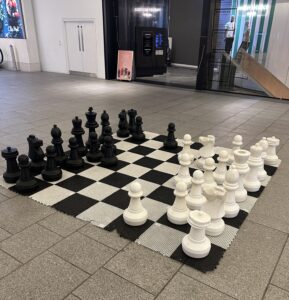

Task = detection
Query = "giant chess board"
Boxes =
[0,131,280,273]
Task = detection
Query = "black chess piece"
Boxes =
[66,137,84,170]
[117,110,130,138]
[164,123,178,150]
[101,136,118,167]
[85,107,99,148]
[132,116,146,142]
[15,154,38,193]
[1,147,20,183]
[27,135,45,174]
[128,109,137,134]
[86,132,103,162]
[99,110,110,144]
[42,146,62,182]
[71,116,87,157]
[102,125,117,154]
[51,125,67,166]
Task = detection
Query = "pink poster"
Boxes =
[117,50,134,81]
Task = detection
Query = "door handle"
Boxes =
[81,26,84,52]
[77,25,81,52]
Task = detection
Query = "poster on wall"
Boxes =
[0,0,26,39]
[117,50,134,81]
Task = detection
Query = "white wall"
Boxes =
[32,0,105,79]
[266,0,289,88]
[0,0,40,72]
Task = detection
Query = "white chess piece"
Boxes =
[186,170,207,210]
[167,181,190,225]
[197,135,215,169]
[258,138,268,181]
[182,210,211,259]
[175,153,192,188]
[228,135,243,164]
[180,134,194,161]
[243,144,263,192]
[202,185,226,236]
[223,165,240,218]
[265,136,280,166]
[203,158,217,188]
[232,149,250,203]
[123,182,148,226]
[213,150,229,185]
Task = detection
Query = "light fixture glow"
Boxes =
[134,7,162,13]
[143,12,153,18]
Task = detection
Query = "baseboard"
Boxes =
[2,61,41,72]
[171,63,198,70]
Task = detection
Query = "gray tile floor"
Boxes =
[0,70,289,299]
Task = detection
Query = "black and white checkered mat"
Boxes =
[0,131,279,272]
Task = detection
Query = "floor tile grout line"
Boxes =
[269,283,289,296]
[245,219,289,235]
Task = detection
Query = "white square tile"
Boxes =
[117,152,143,163]
[162,177,176,190]
[78,182,119,201]
[115,141,137,151]
[209,225,238,250]
[0,177,14,189]
[141,140,163,150]
[78,166,114,181]
[30,185,74,206]
[118,164,151,178]
[147,150,175,161]
[144,131,159,139]
[239,196,257,213]
[141,197,168,221]
[122,179,159,197]
[77,202,123,228]
[154,162,179,175]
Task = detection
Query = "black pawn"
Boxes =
[128,109,137,134]
[15,154,38,193]
[1,147,20,183]
[101,136,118,167]
[86,132,103,163]
[132,116,146,142]
[164,123,178,150]
[71,116,87,157]
[42,146,62,182]
[117,110,130,138]
[85,107,99,148]
[99,110,110,144]
[51,125,67,166]
[27,135,45,174]
[103,126,117,154]
[66,137,84,170]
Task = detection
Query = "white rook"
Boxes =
[265,136,280,166]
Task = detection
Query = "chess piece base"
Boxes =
[185,195,206,211]
[66,158,84,170]
[123,209,148,226]
[243,180,261,192]
[167,206,189,225]
[42,169,62,182]
[15,178,38,193]
[224,202,240,218]
[30,161,45,174]
[86,152,103,163]
[117,130,130,138]
[206,219,225,236]
[101,157,118,167]
[132,134,146,143]
[182,235,211,259]
[3,171,20,184]
[235,188,247,203]
[164,141,178,150]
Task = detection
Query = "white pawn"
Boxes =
[186,170,207,211]
[180,134,194,161]
[258,138,268,181]
[265,136,280,166]
[203,158,217,188]
[232,149,250,202]
[243,144,263,192]
[167,181,190,225]
[123,182,148,226]
[175,153,192,188]
[228,135,243,164]
[202,185,226,236]
[213,150,229,185]
[197,135,215,169]
[223,165,240,218]
[182,210,211,259]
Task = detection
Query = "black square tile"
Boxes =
[10,178,52,197]
[189,168,197,176]
[100,172,135,188]
[167,155,179,165]
[224,210,248,229]
[152,135,167,142]
[171,244,225,273]
[129,146,155,156]
[116,148,125,156]
[157,214,190,234]
[264,165,278,176]
[57,175,95,192]
[134,157,163,169]
[124,137,149,145]
[62,162,94,174]
[191,142,203,150]
[140,170,173,185]
[213,154,219,164]
[99,160,129,171]
[147,186,175,205]
[53,193,98,217]
[159,146,183,154]
[247,186,265,198]
[105,215,154,241]
[102,189,130,210]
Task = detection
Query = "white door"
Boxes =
[65,22,83,72]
